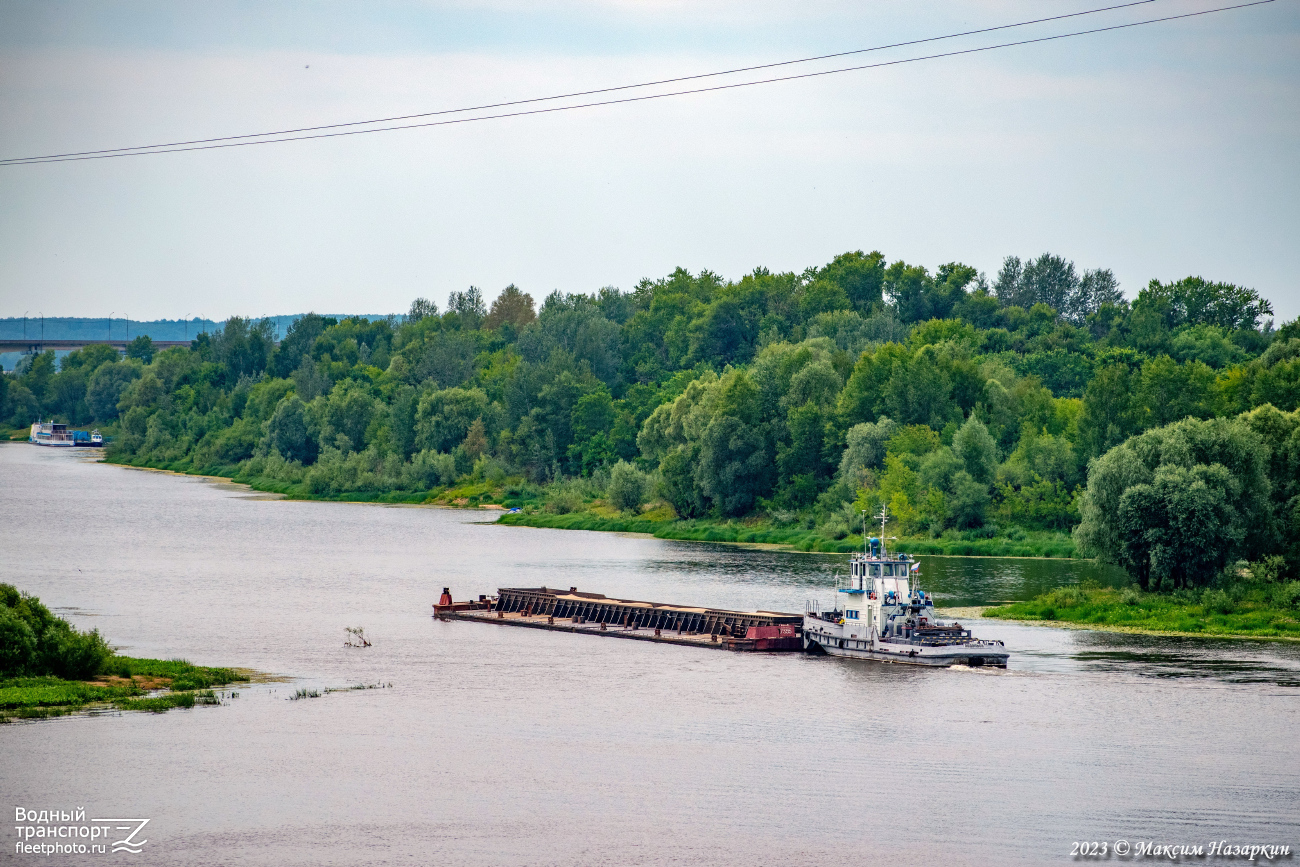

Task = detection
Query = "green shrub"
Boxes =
[0,584,112,679]
[1049,586,1086,609]
[1271,582,1300,609]
[1203,588,1235,615]
[116,692,196,712]
[545,484,584,515]
[607,460,650,513]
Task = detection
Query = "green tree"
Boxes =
[953,414,997,484]
[126,334,155,363]
[269,396,318,464]
[273,313,334,377]
[837,342,908,425]
[696,416,770,516]
[20,351,56,408]
[818,250,885,311]
[1114,463,1243,590]
[1135,276,1273,331]
[948,471,990,528]
[324,383,376,453]
[0,584,111,679]
[658,445,706,518]
[1079,362,1139,457]
[778,403,832,502]
[607,460,650,512]
[838,417,898,481]
[416,387,490,454]
[884,349,954,429]
[1134,356,1215,428]
[1075,417,1274,588]
[210,317,275,379]
[571,390,616,443]
[86,360,141,421]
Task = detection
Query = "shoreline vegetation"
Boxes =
[2,255,1294,576]
[982,576,1300,641]
[85,453,1083,557]
[4,252,1296,639]
[494,509,1079,557]
[0,584,250,723]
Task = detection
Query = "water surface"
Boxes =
[2,444,1296,865]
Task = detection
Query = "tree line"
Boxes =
[3,250,1296,580]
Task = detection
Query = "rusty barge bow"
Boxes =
[434,586,803,652]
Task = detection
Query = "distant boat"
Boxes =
[30,420,75,447]
[71,429,105,447]
[29,421,103,447]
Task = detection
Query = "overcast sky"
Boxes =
[1,0,1297,323]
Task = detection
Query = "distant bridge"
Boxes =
[0,339,193,354]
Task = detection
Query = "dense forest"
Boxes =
[3,250,1297,579]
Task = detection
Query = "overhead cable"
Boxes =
[0,0,1276,166]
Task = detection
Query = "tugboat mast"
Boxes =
[876,505,889,558]
[860,505,891,557]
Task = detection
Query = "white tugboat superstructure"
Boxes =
[803,508,1008,667]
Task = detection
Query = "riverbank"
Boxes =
[96,452,1082,557]
[496,510,1080,557]
[982,586,1300,641]
[0,657,252,722]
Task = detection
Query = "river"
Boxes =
[1,444,1297,865]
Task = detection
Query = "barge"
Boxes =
[435,586,803,652]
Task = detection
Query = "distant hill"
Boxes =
[0,314,399,371]
[0,314,399,343]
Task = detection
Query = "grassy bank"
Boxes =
[103,453,502,506]
[0,657,249,722]
[101,453,1080,557]
[497,510,1079,557]
[983,585,1300,640]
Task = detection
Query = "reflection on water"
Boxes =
[1,444,1297,867]
[540,537,1128,613]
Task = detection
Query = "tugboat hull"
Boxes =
[803,630,1008,667]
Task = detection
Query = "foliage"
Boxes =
[0,583,112,679]
[1074,414,1290,589]
[10,251,1290,562]
[984,575,1300,639]
[607,460,650,512]
[0,585,249,721]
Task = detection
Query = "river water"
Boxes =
[1,444,1297,865]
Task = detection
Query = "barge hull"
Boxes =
[437,587,803,652]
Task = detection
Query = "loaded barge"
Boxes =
[435,586,803,651]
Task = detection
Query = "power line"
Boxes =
[0,0,1168,164]
[1,0,1277,167]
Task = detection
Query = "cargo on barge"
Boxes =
[434,586,802,652]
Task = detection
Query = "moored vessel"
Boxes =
[803,509,1008,667]
[29,420,75,447]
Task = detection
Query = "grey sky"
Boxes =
[1,0,1297,322]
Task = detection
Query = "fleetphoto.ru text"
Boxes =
[13,808,150,857]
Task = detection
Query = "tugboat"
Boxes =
[803,508,1009,667]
